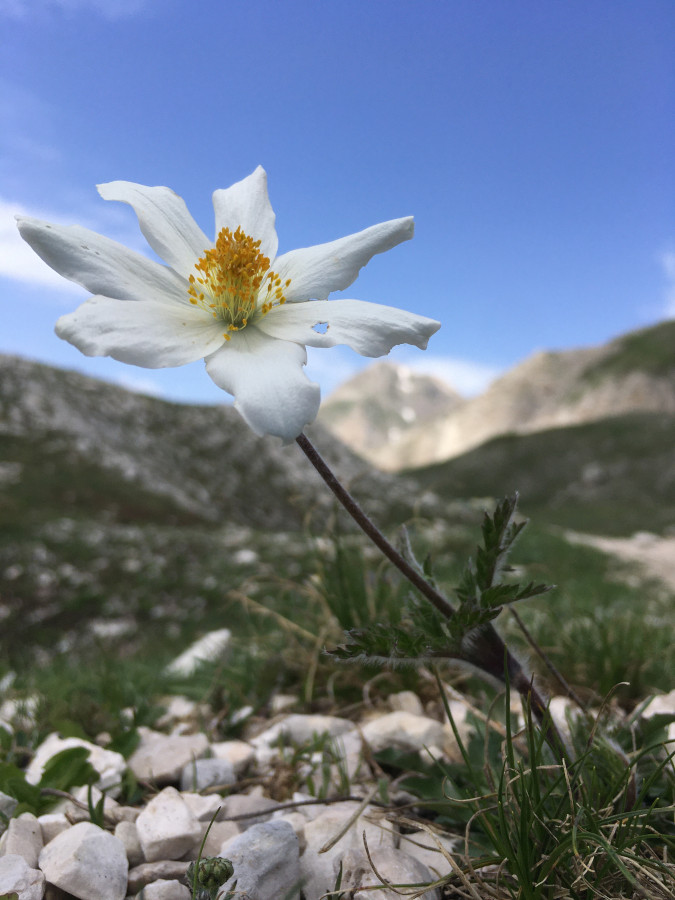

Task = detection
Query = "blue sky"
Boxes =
[1,0,673,403]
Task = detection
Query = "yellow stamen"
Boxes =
[187,226,290,330]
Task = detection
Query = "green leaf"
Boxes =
[38,747,98,793]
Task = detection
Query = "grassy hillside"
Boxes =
[583,319,675,381]
[409,411,675,536]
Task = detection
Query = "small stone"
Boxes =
[114,820,144,867]
[155,696,206,732]
[135,787,202,863]
[300,801,396,900]
[220,788,279,831]
[341,847,440,899]
[219,820,301,900]
[24,733,125,797]
[180,793,224,823]
[209,740,255,777]
[250,714,356,753]
[179,757,235,792]
[38,822,128,900]
[0,854,45,900]
[192,819,238,858]
[142,878,191,900]
[0,813,43,868]
[388,690,424,716]
[127,860,189,894]
[360,711,452,757]
[127,728,209,784]
[37,814,70,846]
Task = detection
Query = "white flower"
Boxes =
[17,167,440,441]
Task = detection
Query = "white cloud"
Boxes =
[0,198,83,292]
[661,249,675,318]
[1,0,154,20]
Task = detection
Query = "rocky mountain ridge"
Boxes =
[320,320,675,471]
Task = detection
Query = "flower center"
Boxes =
[187,226,289,339]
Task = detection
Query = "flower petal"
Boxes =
[273,217,414,302]
[205,330,320,441]
[97,181,211,278]
[257,298,441,357]
[212,166,278,261]
[17,217,188,306]
[56,295,226,367]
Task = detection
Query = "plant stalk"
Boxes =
[296,432,569,761]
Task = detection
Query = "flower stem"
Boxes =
[296,432,569,761]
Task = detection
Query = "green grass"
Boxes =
[409,412,675,536]
[582,319,675,382]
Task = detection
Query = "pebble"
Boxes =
[0,853,45,900]
[0,813,43,869]
[142,878,191,899]
[359,710,456,759]
[127,728,209,784]
[218,820,301,900]
[179,757,235,792]
[135,788,202,863]
[340,847,441,899]
[38,822,128,900]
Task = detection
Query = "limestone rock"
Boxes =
[179,757,235,792]
[37,814,70,847]
[300,801,396,900]
[209,739,255,776]
[0,813,43,868]
[398,829,459,878]
[127,860,189,894]
[114,820,144,867]
[340,847,441,899]
[38,822,128,900]
[0,853,45,900]
[359,711,451,757]
[142,878,191,899]
[127,728,209,783]
[218,820,301,900]
[135,787,202,863]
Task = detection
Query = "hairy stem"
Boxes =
[296,432,569,760]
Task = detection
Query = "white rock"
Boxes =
[360,711,452,757]
[340,847,441,899]
[271,811,307,852]
[398,829,459,878]
[114,820,144,867]
[142,878,191,899]
[270,693,299,714]
[0,853,45,900]
[250,714,356,752]
[23,733,126,797]
[210,739,255,776]
[155,695,206,731]
[135,787,202,863]
[127,727,209,783]
[165,628,231,677]
[193,819,239,858]
[0,813,43,868]
[38,822,128,900]
[388,690,424,716]
[642,688,675,717]
[179,757,235,792]
[37,813,70,846]
[180,792,224,823]
[300,801,396,900]
[221,787,279,831]
[219,820,301,900]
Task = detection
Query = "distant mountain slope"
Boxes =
[0,355,429,533]
[318,362,462,469]
[410,411,675,536]
[365,321,675,470]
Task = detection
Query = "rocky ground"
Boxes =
[565,531,675,591]
[0,681,474,900]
